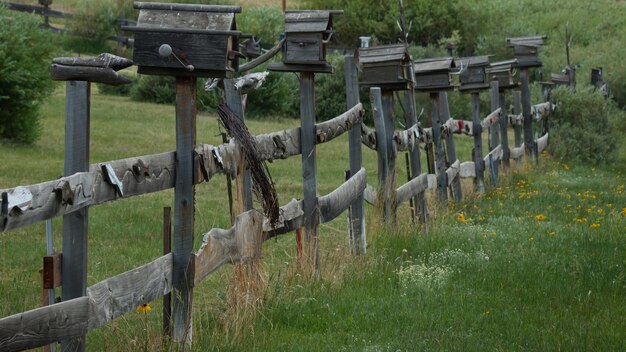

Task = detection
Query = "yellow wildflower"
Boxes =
[457,213,471,223]
[597,209,604,215]
[136,304,152,313]
[561,163,569,170]
[575,218,587,223]
[528,236,535,241]
[534,214,546,221]
[621,207,626,217]
[590,223,601,229]
[548,231,556,236]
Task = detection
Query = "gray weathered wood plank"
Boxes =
[430,92,447,202]
[344,55,366,255]
[318,168,366,223]
[224,79,253,211]
[489,81,501,179]
[471,92,485,193]
[172,76,196,346]
[87,254,173,330]
[395,173,428,207]
[61,80,90,351]
[0,297,89,352]
[520,68,535,160]
[440,92,462,202]
[194,210,263,285]
[403,89,428,224]
[499,91,510,168]
[300,71,320,274]
[371,88,391,219]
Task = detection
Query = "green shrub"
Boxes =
[67,0,120,43]
[129,75,221,111]
[246,69,299,118]
[549,86,624,165]
[237,6,284,47]
[0,6,57,143]
[130,75,176,105]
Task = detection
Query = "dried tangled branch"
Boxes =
[217,103,280,227]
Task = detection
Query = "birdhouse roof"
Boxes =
[359,44,411,64]
[489,59,517,71]
[506,35,547,48]
[284,10,342,33]
[457,55,490,68]
[132,2,240,33]
[413,57,455,74]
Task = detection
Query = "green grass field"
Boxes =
[1,85,625,351]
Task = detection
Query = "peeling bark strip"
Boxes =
[481,108,502,129]
[509,113,523,126]
[532,102,554,121]
[0,105,363,235]
[393,124,420,152]
[484,145,503,164]
[0,152,175,233]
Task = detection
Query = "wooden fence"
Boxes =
[1,48,558,352]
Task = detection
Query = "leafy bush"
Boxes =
[129,75,221,111]
[237,6,284,47]
[303,0,479,50]
[245,69,299,118]
[0,6,57,143]
[68,0,120,43]
[549,86,624,165]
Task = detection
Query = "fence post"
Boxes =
[224,79,254,212]
[61,80,90,352]
[440,92,462,202]
[429,92,447,203]
[300,71,320,275]
[172,76,196,348]
[499,91,510,168]
[371,87,390,221]
[520,68,535,161]
[471,92,485,193]
[163,207,172,343]
[403,89,428,224]
[489,81,501,181]
[381,91,397,223]
[513,91,523,171]
[344,55,366,255]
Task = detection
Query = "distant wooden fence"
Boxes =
[1,47,560,352]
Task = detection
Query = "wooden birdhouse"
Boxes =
[268,10,342,73]
[487,59,518,90]
[240,34,262,59]
[506,35,547,68]
[413,57,455,92]
[123,2,242,78]
[457,55,491,92]
[358,44,413,91]
[591,67,604,88]
[550,72,570,87]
